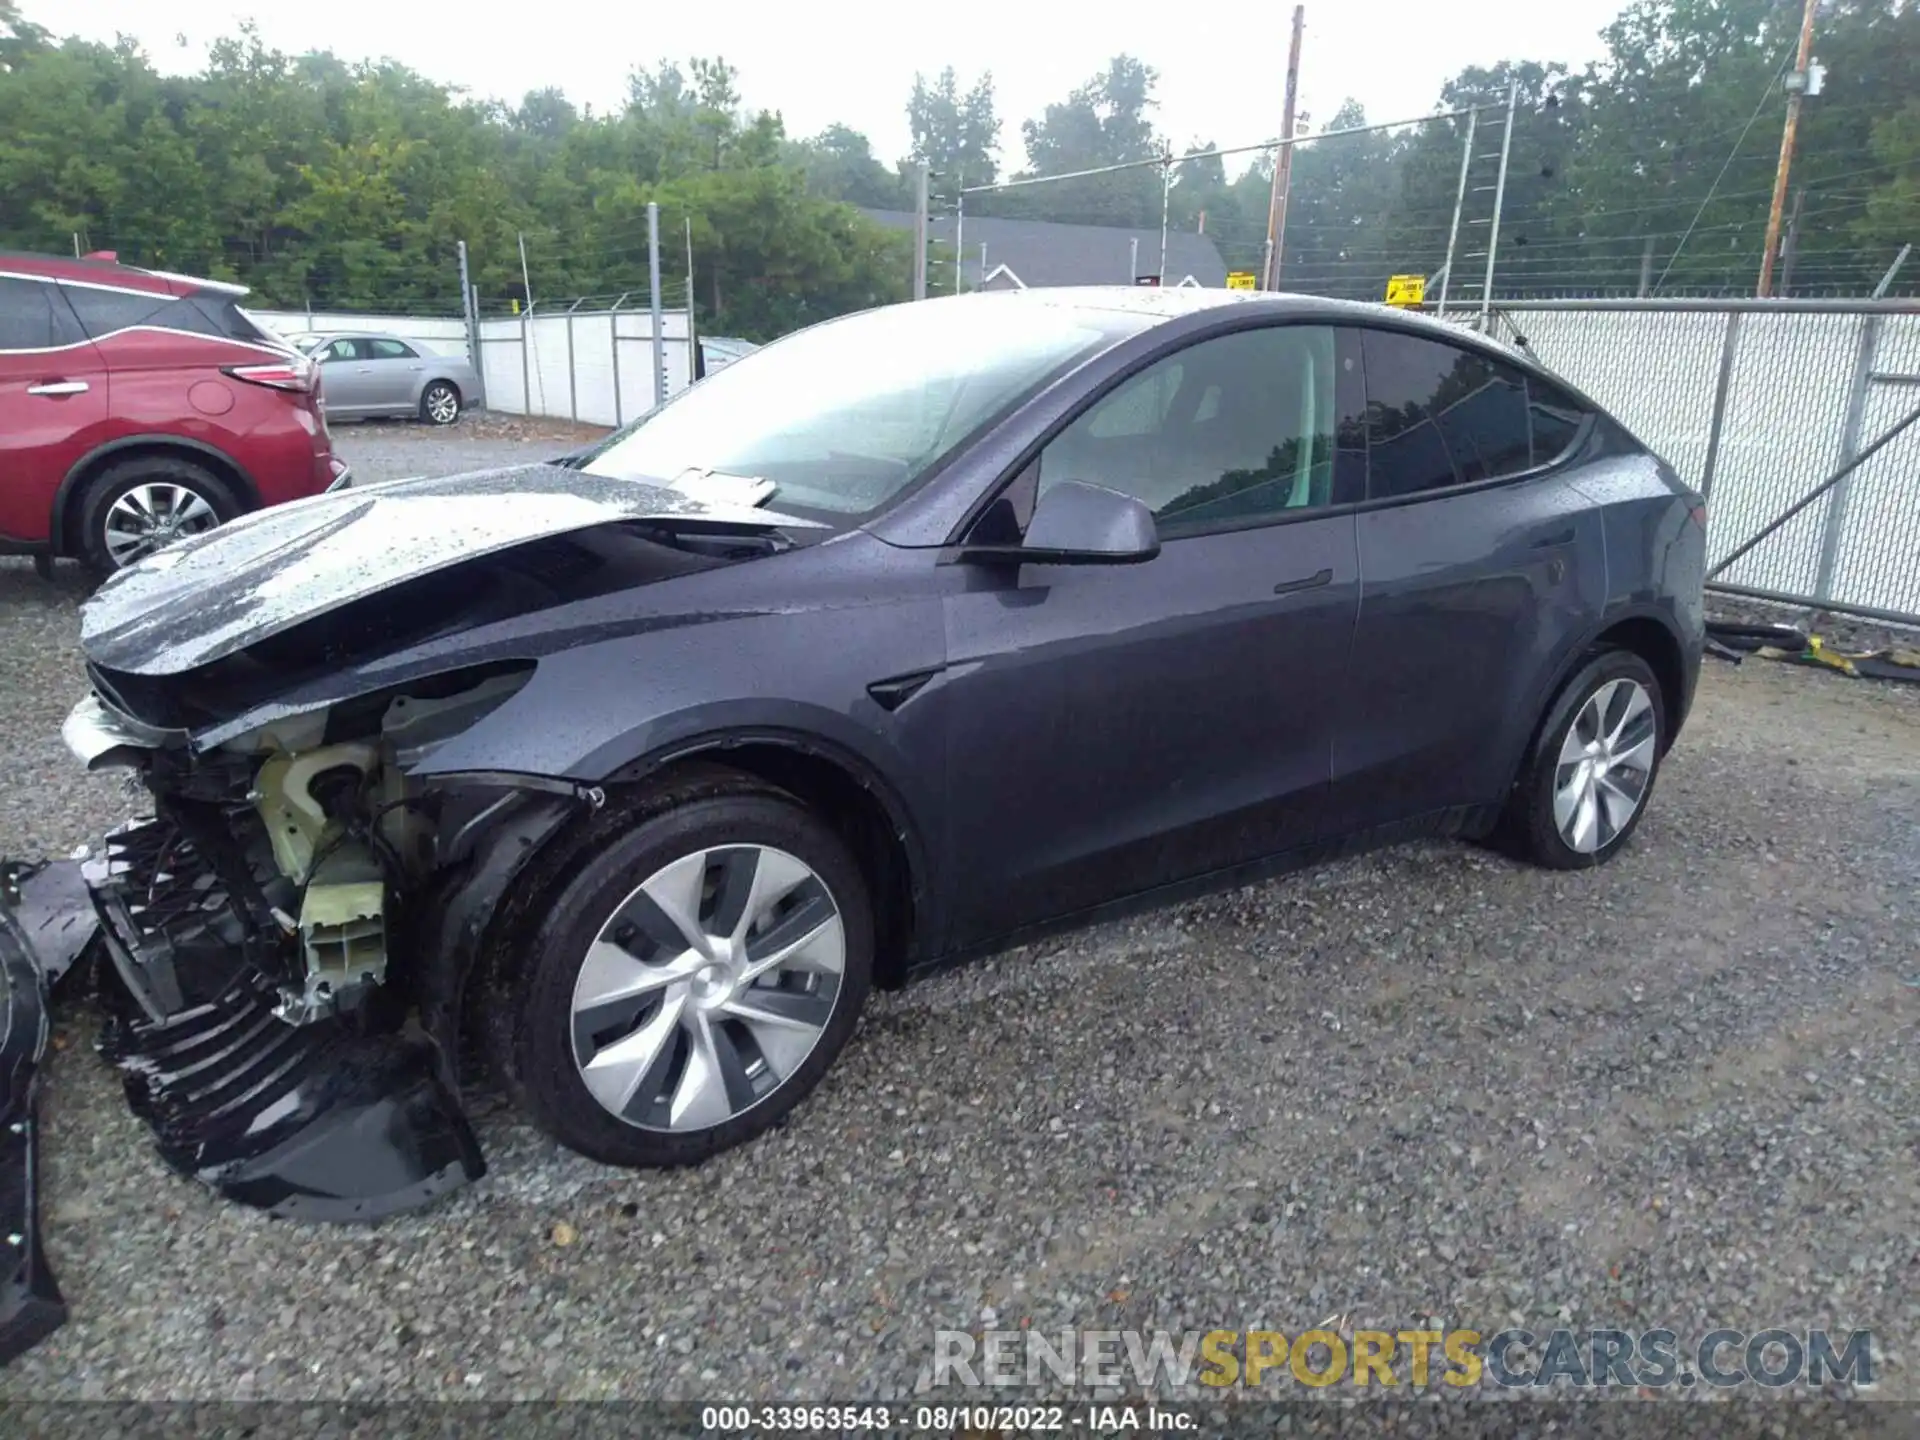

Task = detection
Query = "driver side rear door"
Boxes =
[936,322,1367,949]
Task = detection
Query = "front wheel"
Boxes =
[420,380,461,426]
[1499,649,1666,870]
[500,783,874,1168]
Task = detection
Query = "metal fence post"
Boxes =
[1696,311,1743,504]
[609,294,626,427]
[565,299,580,424]
[1811,313,1882,604]
[648,202,666,408]
[519,310,531,418]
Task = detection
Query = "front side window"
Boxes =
[1037,325,1347,536]
[323,339,363,363]
[0,278,56,350]
[578,298,1128,518]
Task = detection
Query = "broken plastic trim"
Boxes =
[0,861,94,1366]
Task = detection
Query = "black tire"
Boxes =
[1496,648,1666,870]
[499,781,874,1168]
[419,380,461,426]
[75,455,240,575]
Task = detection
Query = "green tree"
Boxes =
[906,67,999,186]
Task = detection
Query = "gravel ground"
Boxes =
[0,418,1915,1409]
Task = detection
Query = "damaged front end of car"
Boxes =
[0,463,825,1364]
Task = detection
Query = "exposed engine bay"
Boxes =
[0,462,833,1365]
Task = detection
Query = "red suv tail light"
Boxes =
[223,355,316,393]
[1688,502,1708,530]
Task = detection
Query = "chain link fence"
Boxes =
[1477,298,1920,626]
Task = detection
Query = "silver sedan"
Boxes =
[289,331,480,426]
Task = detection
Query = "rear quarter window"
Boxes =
[1528,376,1589,464]
[59,284,174,338]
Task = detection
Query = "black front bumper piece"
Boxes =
[84,816,485,1221]
[0,859,94,1367]
[0,820,488,1368]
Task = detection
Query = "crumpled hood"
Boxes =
[81,464,820,677]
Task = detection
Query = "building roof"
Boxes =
[859,210,1230,289]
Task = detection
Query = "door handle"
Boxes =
[1531,529,1576,549]
[26,380,89,397]
[1272,567,1334,596]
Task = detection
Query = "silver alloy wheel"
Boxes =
[102,482,222,568]
[569,844,846,1132]
[424,385,459,424]
[1553,677,1657,854]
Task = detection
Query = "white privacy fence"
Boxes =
[249,305,753,429]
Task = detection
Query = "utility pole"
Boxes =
[1758,0,1820,297]
[1261,4,1306,291]
[1778,187,1806,294]
[1637,236,1656,298]
[647,201,666,407]
[912,162,930,301]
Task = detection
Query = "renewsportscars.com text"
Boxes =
[928,1326,1875,1391]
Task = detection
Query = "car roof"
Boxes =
[956,284,1545,373]
[0,249,246,298]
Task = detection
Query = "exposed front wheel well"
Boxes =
[56,441,258,557]
[620,747,919,991]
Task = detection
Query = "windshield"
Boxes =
[579,297,1125,516]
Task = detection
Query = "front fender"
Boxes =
[405,607,948,824]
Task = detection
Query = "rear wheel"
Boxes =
[77,456,238,574]
[420,381,461,426]
[499,782,874,1168]
[1498,649,1665,869]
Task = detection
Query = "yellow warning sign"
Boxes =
[1226,271,1258,292]
[1384,274,1426,307]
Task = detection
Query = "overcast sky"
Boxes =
[50,1,1624,171]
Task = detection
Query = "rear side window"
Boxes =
[188,294,277,343]
[0,277,59,349]
[59,284,175,339]
[368,338,417,360]
[1528,375,1588,462]
[1361,330,1581,499]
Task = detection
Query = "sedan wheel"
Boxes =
[571,844,846,1132]
[421,381,461,426]
[500,779,874,1168]
[1500,648,1666,870]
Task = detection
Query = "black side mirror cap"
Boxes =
[957,480,1161,567]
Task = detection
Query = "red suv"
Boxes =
[0,251,349,573]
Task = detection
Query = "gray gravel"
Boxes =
[1,418,1915,1405]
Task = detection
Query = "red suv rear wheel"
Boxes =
[77,455,240,574]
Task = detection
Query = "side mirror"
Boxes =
[960,480,1161,567]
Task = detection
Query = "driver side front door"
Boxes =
[936,322,1366,950]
